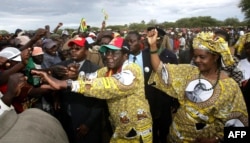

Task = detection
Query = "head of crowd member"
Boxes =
[147,27,166,49]
[14,35,30,48]
[98,31,113,45]
[68,37,90,63]
[88,32,97,41]
[214,29,230,43]
[13,28,23,38]
[32,47,44,65]
[99,37,129,72]
[42,39,58,56]
[192,32,234,73]
[126,31,142,55]
[0,47,22,70]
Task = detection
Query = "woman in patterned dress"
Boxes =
[147,29,248,143]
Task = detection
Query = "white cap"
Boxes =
[0,47,21,61]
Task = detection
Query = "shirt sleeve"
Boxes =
[0,99,14,115]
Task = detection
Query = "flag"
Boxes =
[80,18,87,32]
[102,9,108,21]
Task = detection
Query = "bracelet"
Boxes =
[150,49,158,54]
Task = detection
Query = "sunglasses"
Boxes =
[70,47,81,51]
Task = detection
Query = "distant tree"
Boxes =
[128,23,146,31]
[0,30,9,35]
[147,19,158,27]
[160,21,175,29]
[238,0,250,22]
[141,20,146,25]
[223,18,240,27]
[106,25,126,32]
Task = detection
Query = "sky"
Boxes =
[0,0,245,33]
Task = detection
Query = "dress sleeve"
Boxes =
[148,62,198,99]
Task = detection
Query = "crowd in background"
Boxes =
[0,21,250,143]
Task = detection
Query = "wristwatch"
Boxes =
[66,79,73,91]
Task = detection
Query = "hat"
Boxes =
[112,32,120,38]
[88,32,96,38]
[15,35,30,46]
[32,47,44,56]
[99,37,128,53]
[85,37,95,44]
[17,31,25,37]
[42,39,57,49]
[0,47,21,61]
[61,30,69,36]
[192,32,234,66]
[68,37,86,47]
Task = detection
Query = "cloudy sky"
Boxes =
[0,0,244,33]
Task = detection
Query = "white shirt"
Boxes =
[237,58,250,81]
[0,92,14,115]
[128,52,143,74]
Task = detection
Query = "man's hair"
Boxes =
[127,31,141,40]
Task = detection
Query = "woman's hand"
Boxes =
[147,28,158,48]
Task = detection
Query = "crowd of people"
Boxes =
[0,21,249,143]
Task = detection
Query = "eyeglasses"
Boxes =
[70,47,81,51]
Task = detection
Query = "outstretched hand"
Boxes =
[31,70,65,90]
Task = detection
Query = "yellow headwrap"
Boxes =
[234,32,250,55]
[192,32,234,66]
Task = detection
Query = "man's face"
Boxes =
[69,44,87,62]
[45,45,58,56]
[126,33,141,55]
[32,55,44,65]
[104,49,126,70]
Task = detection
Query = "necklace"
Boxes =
[198,68,221,91]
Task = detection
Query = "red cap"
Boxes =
[68,37,86,47]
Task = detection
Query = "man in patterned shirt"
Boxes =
[32,37,153,143]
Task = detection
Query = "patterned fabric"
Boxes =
[148,63,248,143]
[193,32,235,66]
[234,32,250,55]
[222,56,243,86]
[73,61,152,143]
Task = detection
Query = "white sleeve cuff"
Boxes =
[0,99,14,115]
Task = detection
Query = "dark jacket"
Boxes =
[56,59,106,143]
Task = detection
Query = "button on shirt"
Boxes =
[129,52,143,74]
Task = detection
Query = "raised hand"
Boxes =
[33,28,47,41]
[147,28,158,47]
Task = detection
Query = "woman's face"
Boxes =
[193,49,219,72]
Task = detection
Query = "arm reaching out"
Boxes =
[31,70,67,90]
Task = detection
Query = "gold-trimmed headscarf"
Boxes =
[234,32,250,55]
[192,32,234,66]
